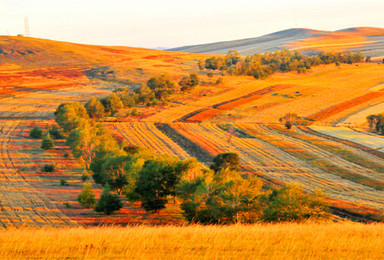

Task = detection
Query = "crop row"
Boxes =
[110,122,191,159]
[169,123,384,210]
[0,120,74,228]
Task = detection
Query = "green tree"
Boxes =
[85,96,105,119]
[95,185,123,215]
[41,132,54,150]
[98,155,131,194]
[135,158,183,212]
[77,183,96,208]
[179,73,199,92]
[263,184,330,222]
[147,74,175,100]
[101,93,123,116]
[54,102,89,134]
[30,126,43,139]
[67,124,120,169]
[210,153,240,172]
[178,168,266,224]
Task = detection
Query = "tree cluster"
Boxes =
[54,100,330,221]
[178,152,330,224]
[201,50,365,79]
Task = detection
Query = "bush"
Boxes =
[95,185,122,215]
[30,126,43,139]
[60,179,69,186]
[263,184,330,222]
[48,124,63,139]
[77,183,96,208]
[42,164,55,172]
[210,153,240,172]
[41,132,54,150]
[81,170,90,182]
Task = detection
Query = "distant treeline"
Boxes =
[199,50,365,79]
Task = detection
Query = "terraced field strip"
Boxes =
[237,124,384,191]
[155,123,213,163]
[182,85,294,122]
[308,92,384,122]
[310,126,384,153]
[109,122,191,159]
[0,120,75,228]
[271,125,384,173]
[171,123,384,210]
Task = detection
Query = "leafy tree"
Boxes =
[135,158,183,212]
[263,184,330,222]
[54,102,89,134]
[48,124,63,139]
[179,73,199,92]
[41,132,54,150]
[98,155,131,194]
[147,74,175,100]
[67,124,121,169]
[101,93,123,116]
[77,183,96,208]
[279,113,300,129]
[30,126,43,139]
[85,96,105,119]
[367,114,384,133]
[178,168,266,224]
[95,184,122,215]
[210,152,240,172]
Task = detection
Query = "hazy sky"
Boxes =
[0,0,383,48]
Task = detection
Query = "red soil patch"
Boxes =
[184,85,294,122]
[308,92,384,121]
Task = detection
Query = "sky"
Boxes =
[0,0,383,49]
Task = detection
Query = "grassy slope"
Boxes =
[0,223,384,259]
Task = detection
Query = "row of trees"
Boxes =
[200,50,365,79]
[112,73,200,111]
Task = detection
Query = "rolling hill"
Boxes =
[169,27,384,58]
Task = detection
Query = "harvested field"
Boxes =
[170,123,384,211]
[311,126,384,152]
[0,120,75,228]
[109,122,191,159]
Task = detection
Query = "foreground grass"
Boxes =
[0,223,383,259]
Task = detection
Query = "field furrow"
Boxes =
[170,123,384,209]
[110,122,191,159]
[0,120,75,228]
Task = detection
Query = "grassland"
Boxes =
[0,223,383,259]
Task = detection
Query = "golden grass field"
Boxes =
[0,223,383,259]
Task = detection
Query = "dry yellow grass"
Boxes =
[0,223,383,259]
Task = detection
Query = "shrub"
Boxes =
[263,184,330,222]
[48,124,63,139]
[42,164,55,172]
[41,132,54,150]
[60,179,69,186]
[81,170,90,182]
[95,185,122,215]
[29,126,43,139]
[77,183,96,208]
[210,152,240,172]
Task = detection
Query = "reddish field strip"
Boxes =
[308,92,384,122]
[183,85,294,122]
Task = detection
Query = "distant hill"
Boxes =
[168,27,384,57]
